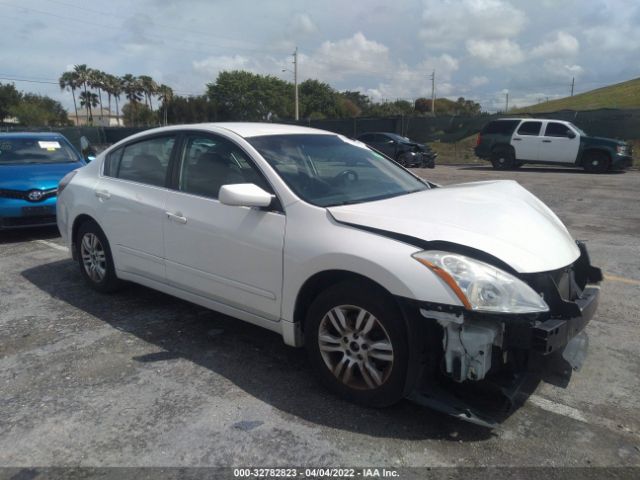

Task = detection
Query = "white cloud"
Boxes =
[420,0,527,50]
[289,13,318,35]
[470,76,489,87]
[531,32,579,58]
[466,38,525,67]
[193,55,251,76]
[300,32,392,80]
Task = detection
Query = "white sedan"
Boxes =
[56,123,601,425]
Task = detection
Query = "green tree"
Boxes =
[138,75,158,111]
[79,91,99,117]
[122,102,156,126]
[167,95,216,123]
[157,84,174,125]
[207,70,292,121]
[89,69,106,120]
[0,82,22,121]
[10,94,70,126]
[299,79,346,119]
[366,100,414,117]
[121,74,143,125]
[58,71,80,124]
[341,90,371,114]
[74,64,92,122]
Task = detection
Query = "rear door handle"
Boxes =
[513,137,522,141]
[94,189,111,200]
[542,140,552,143]
[165,211,187,224]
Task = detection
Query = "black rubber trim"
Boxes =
[336,221,518,275]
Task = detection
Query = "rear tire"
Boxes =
[304,281,409,407]
[583,151,610,173]
[76,220,122,293]
[490,147,515,170]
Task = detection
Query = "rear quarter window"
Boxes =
[481,120,520,135]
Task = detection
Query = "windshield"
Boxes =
[247,134,429,207]
[0,137,79,164]
[386,133,412,143]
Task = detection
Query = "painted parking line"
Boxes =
[528,395,639,439]
[604,273,640,286]
[33,239,69,252]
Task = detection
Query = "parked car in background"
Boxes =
[0,132,85,229]
[57,123,601,426]
[475,118,633,173]
[356,132,436,168]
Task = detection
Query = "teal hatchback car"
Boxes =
[0,132,85,229]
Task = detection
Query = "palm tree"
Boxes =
[102,73,120,125]
[121,74,142,126]
[138,75,158,111]
[157,84,173,126]
[112,76,123,126]
[59,71,79,125]
[74,64,92,123]
[79,91,99,117]
[89,69,107,121]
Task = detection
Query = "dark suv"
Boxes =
[474,118,633,173]
[357,132,436,168]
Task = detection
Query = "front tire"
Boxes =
[304,281,409,407]
[76,220,121,293]
[583,151,610,173]
[490,147,515,170]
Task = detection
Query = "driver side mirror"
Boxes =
[567,131,576,139]
[219,183,274,208]
[80,135,96,162]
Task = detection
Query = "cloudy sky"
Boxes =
[1,0,638,112]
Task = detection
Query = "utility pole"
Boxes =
[293,47,299,121]
[570,77,575,97]
[505,92,509,113]
[430,70,436,114]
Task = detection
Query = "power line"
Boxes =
[42,0,271,53]
[0,0,287,59]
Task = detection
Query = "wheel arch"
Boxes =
[579,147,611,166]
[71,214,103,260]
[293,270,400,332]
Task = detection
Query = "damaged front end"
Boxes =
[401,241,602,428]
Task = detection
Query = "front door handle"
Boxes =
[94,189,111,200]
[165,211,187,224]
[542,140,552,143]
[513,137,522,141]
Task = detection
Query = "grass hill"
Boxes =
[513,77,640,113]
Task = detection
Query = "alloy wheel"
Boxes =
[80,232,107,283]
[317,305,394,390]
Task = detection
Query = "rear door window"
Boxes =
[110,136,176,187]
[517,121,542,136]
[545,122,573,137]
[482,120,520,135]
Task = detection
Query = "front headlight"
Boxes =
[413,250,549,313]
[616,144,629,155]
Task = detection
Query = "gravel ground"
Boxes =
[1,165,639,476]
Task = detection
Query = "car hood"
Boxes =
[327,180,580,274]
[0,161,84,191]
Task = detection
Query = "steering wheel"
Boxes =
[333,169,359,184]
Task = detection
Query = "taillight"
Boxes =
[476,134,482,147]
[58,170,78,195]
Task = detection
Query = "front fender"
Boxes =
[280,204,464,324]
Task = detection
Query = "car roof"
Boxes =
[0,132,66,139]
[494,118,569,123]
[133,122,336,139]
